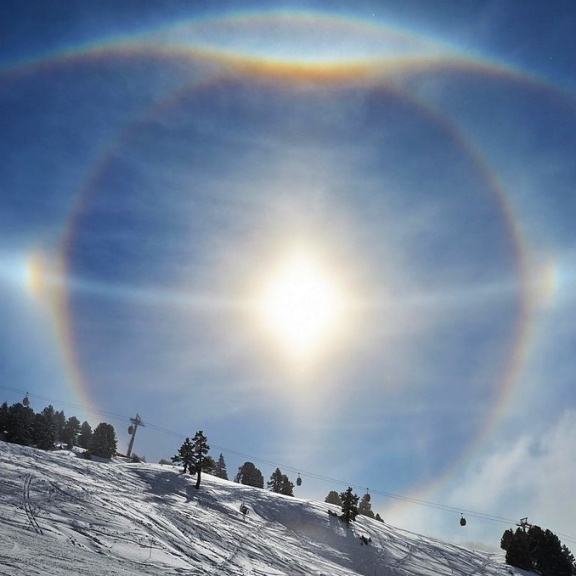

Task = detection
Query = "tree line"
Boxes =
[325,488,385,524]
[0,399,117,459]
[172,436,296,495]
[501,524,575,575]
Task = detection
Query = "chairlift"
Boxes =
[22,393,30,407]
[296,474,302,486]
[460,514,467,527]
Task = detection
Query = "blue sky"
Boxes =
[1,0,576,549]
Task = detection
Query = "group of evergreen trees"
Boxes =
[171,431,210,489]
[234,462,295,496]
[325,489,384,523]
[501,525,576,575]
[173,446,297,498]
[0,400,116,458]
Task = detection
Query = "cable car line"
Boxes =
[1,384,575,543]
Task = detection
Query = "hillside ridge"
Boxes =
[0,441,529,576]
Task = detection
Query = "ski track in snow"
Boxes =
[0,442,531,576]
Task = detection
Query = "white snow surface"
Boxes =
[0,442,532,576]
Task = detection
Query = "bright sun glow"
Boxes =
[259,252,345,360]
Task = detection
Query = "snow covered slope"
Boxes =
[0,442,530,576]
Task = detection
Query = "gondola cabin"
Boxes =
[296,474,302,486]
[22,394,30,407]
[460,515,466,527]
[127,425,134,435]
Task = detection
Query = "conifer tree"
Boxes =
[339,487,359,524]
[325,490,342,506]
[358,492,375,519]
[279,474,294,496]
[234,462,264,488]
[267,468,294,496]
[62,416,81,448]
[501,524,574,575]
[78,421,92,449]
[6,402,35,446]
[0,401,9,436]
[172,437,195,474]
[213,453,228,480]
[268,468,284,492]
[33,405,57,450]
[88,422,117,458]
[53,409,66,443]
[190,430,210,489]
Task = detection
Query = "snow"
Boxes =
[0,441,532,575]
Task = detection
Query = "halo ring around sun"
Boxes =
[1,10,549,503]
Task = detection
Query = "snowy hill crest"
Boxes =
[0,442,527,575]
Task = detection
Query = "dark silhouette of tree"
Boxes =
[53,409,66,443]
[78,421,92,449]
[33,405,57,450]
[88,423,117,458]
[0,401,9,437]
[6,402,35,446]
[279,475,294,496]
[267,468,294,496]
[529,525,574,576]
[62,416,81,448]
[501,525,575,575]
[213,453,228,480]
[190,430,210,489]
[325,490,342,506]
[375,513,384,523]
[358,493,375,519]
[172,437,194,473]
[339,487,359,524]
[234,462,264,488]
[268,468,283,492]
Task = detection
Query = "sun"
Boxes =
[258,252,345,360]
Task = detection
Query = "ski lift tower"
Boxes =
[126,414,144,459]
[516,517,532,532]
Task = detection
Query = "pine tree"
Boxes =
[339,487,359,524]
[501,525,575,576]
[190,430,210,489]
[267,468,293,496]
[172,437,195,473]
[234,462,264,488]
[325,490,342,506]
[500,528,514,552]
[88,423,117,458]
[33,406,57,450]
[0,401,9,436]
[358,493,375,519]
[268,468,284,492]
[6,402,35,446]
[62,416,81,448]
[53,410,66,443]
[213,453,228,480]
[78,421,92,449]
[279,474,294,496]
